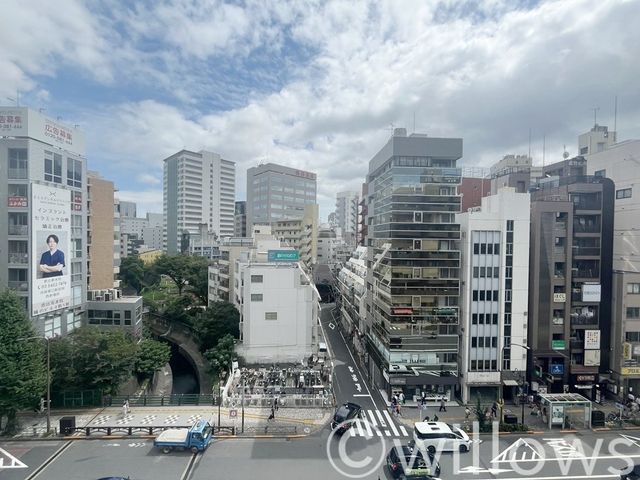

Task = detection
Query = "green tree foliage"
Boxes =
[204,334,236,377]
[119,255,145,294]
[193,301,240,352]
[50,327,137,395]
[134,339,171,379]
[155,254,210,301]
[0,290,47,434]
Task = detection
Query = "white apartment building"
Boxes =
[457,188,530,404]
[584,129,640,397]
[336,246,367,360]
[335,191,359,246]
[271,204,318,270]
[233,237,319,363]
[0,106,87,335]
[163,150,235,253]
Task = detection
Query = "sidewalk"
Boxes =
[5,405,332,439]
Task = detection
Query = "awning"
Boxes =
[503,380,519,386]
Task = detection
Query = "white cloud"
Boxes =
[117,189,163,217]
[137,173,161,185]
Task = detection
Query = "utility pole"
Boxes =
[241,374,245,434]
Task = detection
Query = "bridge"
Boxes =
[146,314,213,395]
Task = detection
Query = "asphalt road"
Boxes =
[3,431,640,480]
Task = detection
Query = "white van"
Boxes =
[413,421,471,453]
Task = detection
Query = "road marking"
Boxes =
[328,323,335,330]
[620,434,640,448]
[457,466,513,474]
[362,418,373,437]
[366,410,378,427]
[382,410,400,436]
[375,410,387,427]
[399,425,408,436]
[492,438,543,463]
[0,448,27,469]
[465,476,617,480]
[353,394,371,397]
[355,419,364,437]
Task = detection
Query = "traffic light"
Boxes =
[534,365,542,378]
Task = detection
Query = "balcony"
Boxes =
[8,253,28,264]
[8,281,28,292]
[8,225,28,235]
[572,247,600,257]
[8,168,28,179]
[573,223,600,234]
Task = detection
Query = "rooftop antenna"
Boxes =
[593,106,600,127]
[413,112,416,134]
[6,89,20,106]
[614,95,618,142]
[542,134,546,167]
[563,144,569,159]
[528,128,532,161]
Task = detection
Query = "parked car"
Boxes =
[413,421,470,453]
[386,445,441,478]
[621,464,640,480]
[331,402,362,433]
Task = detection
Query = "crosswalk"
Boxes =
[348,409,409,437]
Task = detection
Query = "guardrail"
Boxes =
[241,425,299,435]
[63,425,237,437]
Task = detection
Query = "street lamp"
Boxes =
[19,336,51,434]
[500,342,530,425]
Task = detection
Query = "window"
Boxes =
[480,244,486,254]
[494,267,500,278]
[71,262,82,282]
[265,312,278,320]
[251,275,263,283]
[67,158,82,187]
[494,244,500,255]
[493,290,499,301]
[594,169,606,177]
[628,284,640,294]
[479,267,486,277]
[478,314,484,324]
[479,291,485,301]
[506,220,514,231]
[8,148,28,178]
[487,244,493,254]
[626,332,640,343]
[628,308,640,319]
[251,294,263,302]
[492,314,498,324]
[472,338,477,347]
[473,244,479,254]
[473,267,479,278]
[470,360,477,370]
[472,314,478,324]
[44,151,63,183]
[472,291,478,301]
[616,188,632,199]
[478,337,485,347]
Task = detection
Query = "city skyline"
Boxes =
[2,0,640,220]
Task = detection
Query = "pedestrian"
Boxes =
[439,397,446,412]
[268,406,275,421]
[542,407,548,423]
[491,401,497,418]
[274,396,279,411]
[420,392,427,411]
[423,415,430,422]
[392,394,398,406]
[465,406,471,419]
[433,414,439,422]
[399,392,405,405]
[122,400,129,417]
[395,404,402,417]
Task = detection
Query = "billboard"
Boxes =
[267,250,300,262]
[582,283,601,303]
[584,330,601,350]
[0,108,85,156]
[31,184,71,316]
[584,349,601,367]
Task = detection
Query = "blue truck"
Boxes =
[154,420,214,454]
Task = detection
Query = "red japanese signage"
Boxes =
[392,308,413,315]
[8,196,27,207]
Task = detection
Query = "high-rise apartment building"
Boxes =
[335,191,359,246]
[87,172,119,290]
[0,106,87,335]
[245,163,316,230]
[364,129,462,402]
[458,188,530,403]
[271,204,318,270]
[119,200,137,218]
[528,165,614,399]
[163,150,236,253]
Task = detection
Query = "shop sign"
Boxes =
[633,345,640,356]
[584,349,601,366]
[552,340,566,350]
[550,364,564,375]
[389,377,406,385]
[267,250,300,262]
[392,308,413,315]
[8,196,27,207]
[582,283,601,302]
[624,343,633,360]
[553,293,566,303]
[576,375,595,382]
[584,330,601,349]
[621,367,640,376]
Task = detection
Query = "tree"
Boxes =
[119,255,145,294]
[185,256,210,305]
[193,301,240,352]
[134,339,171,379]
[0,290,47,434]
[50,327,138,395]
[204,334,236,377]
[155,254,192,295]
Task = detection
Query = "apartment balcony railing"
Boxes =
[573,268,599,279]
[573,224,601,234]
[8,253,28,264]
[8,225,28,235]
[8,281,28,292]
[572,247,600,257]
[8,168,28,179]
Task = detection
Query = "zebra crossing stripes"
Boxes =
[348,410,409,438]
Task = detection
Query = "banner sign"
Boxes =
[267,250,300,262]
[584,330,601,350]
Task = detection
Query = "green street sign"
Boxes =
[267,250,300,262]
[552,340,566,350]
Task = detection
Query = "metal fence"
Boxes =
[106,394,220,407]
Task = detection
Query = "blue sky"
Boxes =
[2,0,640,220]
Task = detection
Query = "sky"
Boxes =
[2,0,640,221]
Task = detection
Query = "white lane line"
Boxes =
[353,394,371,397]
[375,410,387,428]
[382,410,400,436]
[349,425,356,437]
[366,410,378,428]
[362,417,373,437]
[385,430,391,436]
[355,419,364,437]
[399,425,408,436]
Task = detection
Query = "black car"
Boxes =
[331,402,362,433]
[621,464,640,480]
[386,445,441,478]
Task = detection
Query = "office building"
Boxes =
[87,172,119,290]
[208,237,254,304]
[119,200,137,218]
[245,163,316,230]
[364,129,462,402]
[0,106,87,335]
[457,188,530,403]
[335,191,359,246]
[163,150,235,253]
[86,290,143,336]
[579,124,616,156]
[490,154,541,194]
[528,164,614,399]
[585,130,640,397]
[234,201,247,238]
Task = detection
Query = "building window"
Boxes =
[44,151,63,183]
[251,294,263,302]
[67,158,82,188]
[473,244,479,254]
[617,188,632,199]
[472,314,478,324]
[472,291,478,301]
[628,308,640,319]
[71,262,82,282]
[8,148,28,179]
[628,284,640,294]
[471,337,477,347]
[473,267,479,278]
[251,275,263,283]
[626,332,640,342]
[265,312,277,320]
[594,169,606,177]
